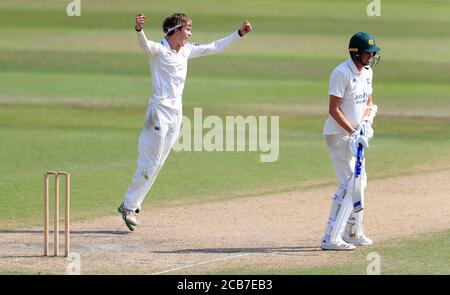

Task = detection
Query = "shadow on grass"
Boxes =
[153,246,322,255]
[0,255,48,259]
[0,229,130,259]
[0,230,130,235]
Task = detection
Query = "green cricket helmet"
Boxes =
[349,32,381,67]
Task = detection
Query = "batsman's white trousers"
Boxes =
[326,134,355,186]
[123,103,182,211]
[323,134,365,242]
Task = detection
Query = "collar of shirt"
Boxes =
[160,38,184,54]
[347,57,361,75]
[160,38,169,48]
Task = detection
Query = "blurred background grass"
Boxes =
[1,0,449,227]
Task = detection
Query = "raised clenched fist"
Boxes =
[135,13,147,31]
[239,21,252,36]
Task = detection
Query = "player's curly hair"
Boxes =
[162,13,191,36]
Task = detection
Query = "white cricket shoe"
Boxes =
[118,203,139,231]
[342,233,373,246]
[320,237,356,251]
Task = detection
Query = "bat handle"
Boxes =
[357,143,363,158]
[355,143,364,177]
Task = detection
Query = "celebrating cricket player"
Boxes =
[320,32,380,250]
[118,12,252,231]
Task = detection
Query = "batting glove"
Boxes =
[349,130,369,157]
[358,120,374,140]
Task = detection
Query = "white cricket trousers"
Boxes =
[123,103,182,211]
[323,134,365,242]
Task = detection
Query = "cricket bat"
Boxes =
[352,142,365,213]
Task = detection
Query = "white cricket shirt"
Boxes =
[136,30,240,112]
[323,58,373,135]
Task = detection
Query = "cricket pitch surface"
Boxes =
[1,170,449,274]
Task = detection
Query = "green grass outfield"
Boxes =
[1,0,449,240]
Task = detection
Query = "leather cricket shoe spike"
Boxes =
[118,203,139,232]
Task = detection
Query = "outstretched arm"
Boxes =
[135,13,161,56]
[188,21,252,59]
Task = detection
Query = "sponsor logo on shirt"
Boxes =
[354,92,370,104]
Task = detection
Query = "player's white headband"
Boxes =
[165,23,183,35]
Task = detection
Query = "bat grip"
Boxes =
[355,143,363,177]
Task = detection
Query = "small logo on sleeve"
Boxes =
[142,170,149,180]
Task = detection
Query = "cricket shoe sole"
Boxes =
[320,240,356,251]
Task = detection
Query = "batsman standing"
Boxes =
[118,13,252,231]
[321,32,380,250]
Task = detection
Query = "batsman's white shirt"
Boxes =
[137,30,240,112]
[323,58,373,135]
